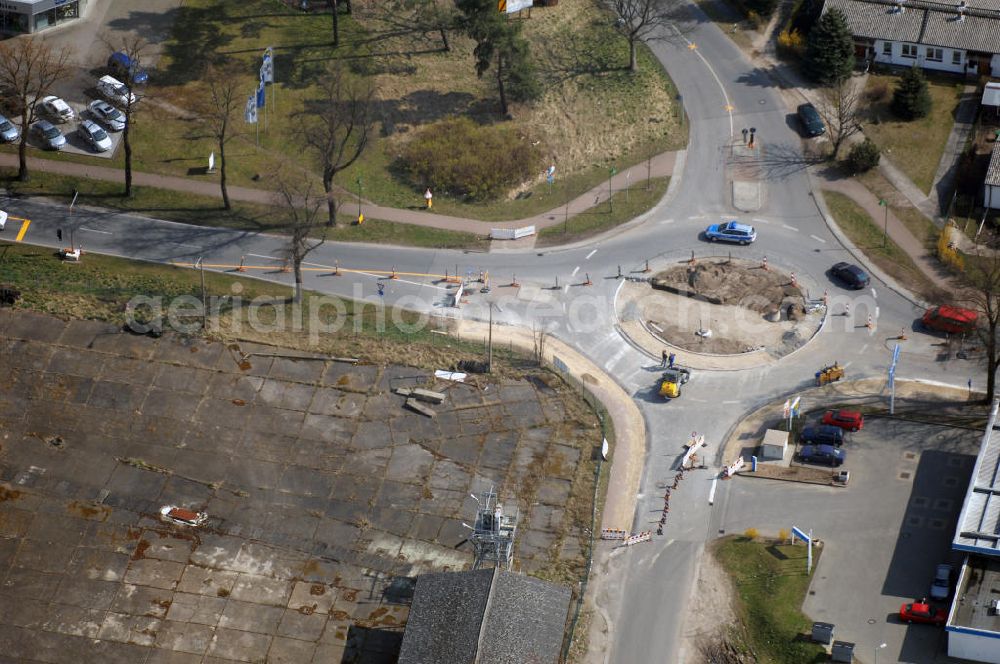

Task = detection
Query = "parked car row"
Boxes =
[795,409,865,467]
[21,84,132,153]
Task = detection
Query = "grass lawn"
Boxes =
[856,169,940,252]
[821,189,943,299]
[1,0,685,224]
[0,240,486,366]
[713,536,827,664]
[1,167,487,250]
[536,177,669,247]
[861,72,965,194]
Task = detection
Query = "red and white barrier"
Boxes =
[682,433,705,467]
[623,531,652,546]
[722,456,745,479]
[601,528,628,540]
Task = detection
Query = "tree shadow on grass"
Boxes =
[155,5,234,86]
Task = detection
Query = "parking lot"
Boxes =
[0,309,600,662]
[721,408,981,663]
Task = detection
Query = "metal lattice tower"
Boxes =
[468,487,518,570]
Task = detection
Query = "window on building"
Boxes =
[902,44,917,58]
[953,51,962,65]
[926,47,943,61]
[883,42,892,55]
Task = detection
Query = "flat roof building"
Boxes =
[0,0,86,35]
[948,397,1000,663]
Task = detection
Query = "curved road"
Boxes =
[0,7,974,664]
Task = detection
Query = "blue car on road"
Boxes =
[704,220,757,245]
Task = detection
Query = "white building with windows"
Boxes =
[823,0,1000,77]
[0,0,86,34]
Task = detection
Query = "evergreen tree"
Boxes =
[847,138,880,173]
[455,0,540,115]
[891,65,932,120]
[804,8,855,86]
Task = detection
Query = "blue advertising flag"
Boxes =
[260,54,274,84]
[256,82,266,108]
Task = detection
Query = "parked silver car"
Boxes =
[39,95,74,123]
[0,114,18,143]
[78,119,112,152]
[88,99,126,132]
[31,119,66,150]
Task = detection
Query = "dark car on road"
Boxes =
[797,103,826,137]
[798,444,845,467]
[108,52,148,85]
[831,261,870,289]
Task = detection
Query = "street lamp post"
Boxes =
[875,642,887,664]
[879,198,888,247]
[608,166,617,213]
[356,177,363,224]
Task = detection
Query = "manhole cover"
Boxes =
[904,452,917,460]
[899,471,912,480]
[868,618,876,624]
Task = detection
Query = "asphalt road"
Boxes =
[0,6,983,664]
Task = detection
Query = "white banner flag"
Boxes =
[244,93,257,123]
[260,54,274,84]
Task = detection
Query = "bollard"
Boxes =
[617,264,623,279]
[281,260,290,273]
[555,275,559,289]
[511,273,520,288]
[390,266,398,280]
[790,272,797,287]
[762,256,768,271]
[643,259,651,273]
[237,256,246,273]
[844,302,850,317]
[899,327,907,340]
[690,250,696,264]
[333,260,340,276]
[584,273,593,286]
[823,290,828,306]
[866,314,874,330]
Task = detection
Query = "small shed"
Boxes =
[983,82,1000,116]
[984,141,1000,210]
[760,429,789,461]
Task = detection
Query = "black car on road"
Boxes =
[797,103,826,137]
[830,262,870,289]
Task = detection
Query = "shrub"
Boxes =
[866,81,889,103]
[778,528,790,542]
[398,117,546,201]
[847,138,881,173]
[891,66,931,120]
[744,527,759,541]
[937,222,965,272]
[745,0,779,16]
[776,28,805,57]
[746,10,762,29]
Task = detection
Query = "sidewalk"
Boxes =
[0,150,677,235]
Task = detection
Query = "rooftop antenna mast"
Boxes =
[466,486,518,570]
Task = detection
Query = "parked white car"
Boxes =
[78,119,112,152]
[0,209,7,231]
[39,95,74,123]
[88,99,126,132]
[96,75,136,107]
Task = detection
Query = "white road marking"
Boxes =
[719,214,732,220]
[679,31,735,137]
[660,218,675,225]
[79,227,112,235]
[171,242,201,250]
[782,224,799,232]
[585,249,597,260]
[752,218,769,224]
[688,397,707,403]
[688,215,706,221]
[809,234,826,244]
[871,287,878,299]
[571,266,580,277]
[722,400,740,404]
[563,284,569,294]
[248,252,279,260]
[844,361,853,368]
[709,478,718,505]
[860,344,869,353]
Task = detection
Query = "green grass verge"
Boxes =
[861,73,964,194]
[821,189,942,298]
[0,240,485,366]
[713,536,826,664]
[536,177,669,247]
[1,167,487,250]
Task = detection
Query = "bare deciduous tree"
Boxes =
[356,0,457,51]
[296,63,374,226]
[0,38,71,182]
[965,251,1000,403]
[103,34,149,198]
[821,80,864,159]
[609,0,682,72]
[273,175,327,304]
[197,63,247,211]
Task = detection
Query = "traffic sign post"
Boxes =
[791,526,813,574]
[888,343,900,415]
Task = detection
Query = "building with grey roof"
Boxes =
[0,0,87,35]
[946,397,1000,662]
[822,0,1000,76]
[397,567,572,664]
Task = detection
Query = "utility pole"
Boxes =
[198,257,207,330]
[487,303,493,373]
[879,198,888,247]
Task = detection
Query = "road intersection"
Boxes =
[0,7,979,664]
